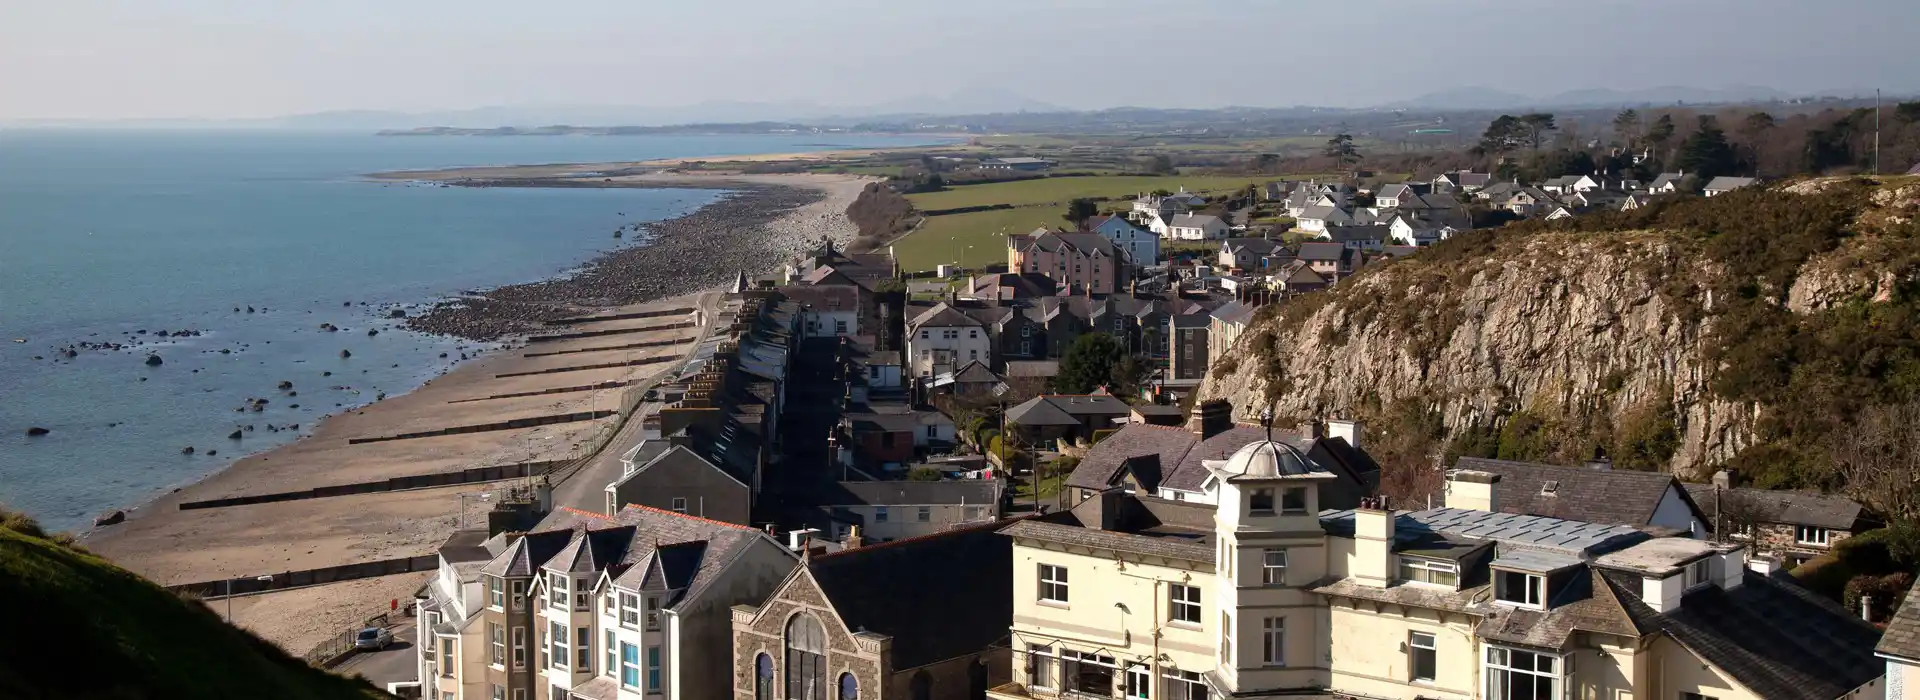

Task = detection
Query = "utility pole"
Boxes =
[1875,89,1883,175]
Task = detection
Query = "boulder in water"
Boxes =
[180,446,195,455]
[227,430,243,440]
[144,354,163,366]
[94,510,125,527]
[25,427,50,437]
[339,349,352,358]
[277,380,293,390]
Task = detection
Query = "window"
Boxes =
[1024,643,1058,689]
[1409,632,1437,682]
[488,576,504,609]
[671,497,687,513]
[1684,559,1712,589]
[605,631,616,678]
[1038,564,1069,603]
[489,622,505,666]
[1262,549,1288,586]
[491,685,505,700]
[646,646,662,691]
[1262,617,1285,666]
[1170,584,1201,624]
[620,592,641,628]
[874,506,889,523]
[645,597,661,630]
[440,638,456,677]
[510,580,525,608]
[621,642,641,688]
[969,329,979,338]
[1495,570,1544,608]
[834,320,847,335]
[577,626,591,670]
[869,366,881,379]
[513,690,526,700]
[1399,557,1461,587]
[1124,665,1150,699]
[576,587,591,611]
[965,506,984,520]
[1485,646,1559,700]
[511,626,526,668]
[1248,488,1275,515]
[754,653,774,700]
[1280,487,1309,515]
[1220,611,1233,663]
[1797,525,1832,546]
[786,615,828,700]
[1060,650,1116,695]
[551,685,570,700]
[1163,669,1209,700]
[919,330,929,339]
[549,572,569,610]
[839,672,858,700]
[917,506,931,523]
[1729,521,1754,538]
[549,621,568,670]
[538,625,547,669]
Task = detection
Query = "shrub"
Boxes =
[907,467,943,482]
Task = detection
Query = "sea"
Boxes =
[0,129,940,531]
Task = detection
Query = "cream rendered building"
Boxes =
[992,442,1888,700]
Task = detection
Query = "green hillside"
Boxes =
[0,512,387,700]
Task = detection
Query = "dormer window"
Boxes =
[1683,559,1712,590]
[1398,557,1460,588]
[1494,570,1544,608]
[1248,488,1275,515]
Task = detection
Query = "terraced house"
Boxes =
[419,505,797,700]
[992,436,1888,699]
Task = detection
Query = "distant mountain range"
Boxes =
[1381,84,1895,111]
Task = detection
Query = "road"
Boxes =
[550,291,724,513]
[335,618,418,691]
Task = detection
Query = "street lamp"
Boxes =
[226,574,275,623]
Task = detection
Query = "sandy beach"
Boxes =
[80,169,875,653]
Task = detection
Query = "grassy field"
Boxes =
[890,206,1063,271]
[905,175,1272,211]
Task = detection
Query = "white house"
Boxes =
[1374,183,1415,209]
[1879,581,1920,700]
[781,286,859,340]
[1084,214,1159,266]
[1650,172,1686,194]
[1704,176,1760,197]
[1165,212,1229,241]
[905,303,992,377]
[1295,205,1352,233]
[1387,213,1464,247]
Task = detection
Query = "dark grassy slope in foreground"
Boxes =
[0,513,386,700]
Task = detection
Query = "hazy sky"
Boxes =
[4,0,1917,120]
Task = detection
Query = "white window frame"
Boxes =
[1796,525,1831,546]
[619,592,640,629]
[548,572,569,611]
[1027,644,1056,691]
[1261,616,1285,667]
[576,626,590,670]
[487,576,504,610]
[1409,631,1437,683]
[1124,664,1150,699]
[549,621,569,670]
[645,596,661,631]
[1163,669,1207,700]
[670,497,687,513]
[509,579,525,608]
[874,506,888,523]
[620,642,640,689]
[1684,558,1713,589]
[604,630,616,678]
[1262,549,1288,586]
[1279,486,1309,515]
[646,645,662,691]
[1169,584,1201,625]
[511,626,526,669]
[1484,646,1561,700]
[489,622,506,667]
[917,506,932,523]
[1248,487,1275,515]
[1493,569,1544,609]
[1039,564,1069,604]
[1399,556,1461,588]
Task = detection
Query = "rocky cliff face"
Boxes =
[1201,179,1920,480]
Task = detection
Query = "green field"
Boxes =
[905,175,1271,211]
[889,206,1061,271]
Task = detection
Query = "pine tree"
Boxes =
[1676,116,1737,182]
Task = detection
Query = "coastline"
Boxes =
[81,169,876,653]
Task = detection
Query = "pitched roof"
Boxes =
[1221,237,1281,256]
[1452,457,1706,529]
[1650,172,1684,188]
[1169,213,1224,229]
[1003,360,1059,378]
[1296,241,1349,261]
[907,302,982,329]
[1605,569,1884,700]
[816,480,1003,506]
[1681,484,1863,530]
[1298,205,1349,223]
[806,520,1015,669]
[1878,580,1920,660]
[1704,176,1759,191]
[489,505,776,610]
[1006,394,1131,426]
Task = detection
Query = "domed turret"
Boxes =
[1221,439,1317,478]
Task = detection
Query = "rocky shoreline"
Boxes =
[405,180,831,340]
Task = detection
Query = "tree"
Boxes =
[1248,153,1282,174]
[1611,109,1642,147]
[1478,115,1529,155]
[1145,154,1176,175]
[1323,133,1360,170]
[1518,113,1558,150]
[1053,333,1127,394]
[1063,198,1099,227]
[1646,114,1677,160]
[1896,102,1920,125]
[1830,401,1920,523]
[1676,115,1738,181]
[1737,111,1777,175]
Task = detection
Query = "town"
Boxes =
[378,142,1920,700]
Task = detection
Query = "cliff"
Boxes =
[1201,177,1920,490]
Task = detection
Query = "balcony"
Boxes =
[987,683,1116,700]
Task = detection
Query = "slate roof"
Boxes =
[1001,495,1217,563]
[1297,205,1349,223]
[778,284,859,311]
[1650,173,1684,189]
[1210,300,1256,325]
[1604,569,1884,700]
[1221,237,1281,257]
[1452,457,1708,529]
[620,443,750,490]
[1169,213,1225,230]
[1476,567,1644,649]
[1878,580,1920,660]
[807,519,1015,669]
[1171,313,1211,329]
[817,480,1003,506]
[481,528,576,578]
[1003,360,1059,378]
[1005,394,1131,427]
[907,302,983,330]
[1682,484,1864,530]
[1063,423,1364,496]
[503,505,777,610]
[1704,176,1759,192]
[1296,241,1349,261]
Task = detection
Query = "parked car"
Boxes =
[355,627,394,650]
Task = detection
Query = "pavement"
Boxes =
[550,290,725,514]
[335,618,419,689]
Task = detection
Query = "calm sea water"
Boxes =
[0,130,938,530]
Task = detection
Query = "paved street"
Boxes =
[335,618,418,691]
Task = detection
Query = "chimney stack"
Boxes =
[1326,419,1362,451]
[1189,399,1232,440]
[1711,469,1738,490]
[1351,503,1396,589]
[845,525,863,550]
[1445,470,1501,513]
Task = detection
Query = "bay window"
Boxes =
[1485,646,1559,700]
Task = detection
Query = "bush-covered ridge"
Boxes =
[0,510,387,700]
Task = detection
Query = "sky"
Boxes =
[3,0,1918,121]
